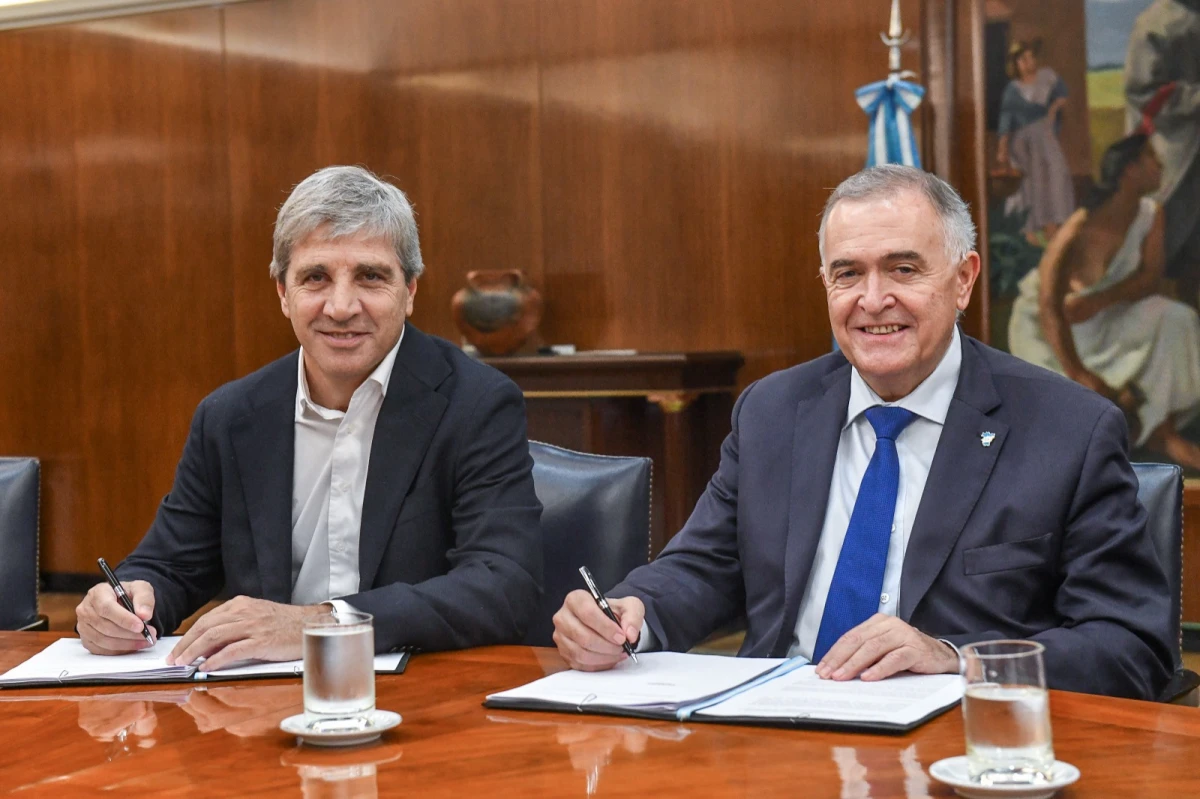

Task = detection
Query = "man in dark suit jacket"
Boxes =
[552,166,1174,700]
[76,166,542,670]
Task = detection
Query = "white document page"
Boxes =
[0,637,405,685]
[0,637,192,684]
[695,665,964,725]
[205,652,405,678]
[486,652,786,710]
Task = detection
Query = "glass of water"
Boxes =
[303,611,375,733]
[961,640,1054,786]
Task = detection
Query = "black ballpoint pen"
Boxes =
[97,557,155,645]
[578,565,638,664]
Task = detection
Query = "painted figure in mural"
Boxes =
[996,40,1077,245]
[1009,134,1200,469]
[1125,0,1200,306]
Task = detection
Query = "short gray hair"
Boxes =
[270,166,424,283]
[817,165,976,270]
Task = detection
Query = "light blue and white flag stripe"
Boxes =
[855,76,925,168]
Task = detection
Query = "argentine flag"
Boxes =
[855,76,925,168]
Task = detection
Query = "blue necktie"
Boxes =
[812,406,917,662]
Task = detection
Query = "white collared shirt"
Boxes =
[290,328,404,607]
[788,326,962,660]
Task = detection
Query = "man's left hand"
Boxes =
[167,596,330,672]
[815,614,959,681]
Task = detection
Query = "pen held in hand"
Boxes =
[578,565,638,664]
[97,557,155,646]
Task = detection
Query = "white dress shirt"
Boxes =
[788,326,962,660]
[290,329,404,609]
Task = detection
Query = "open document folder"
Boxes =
[0,636,408,688]
[484,652,964,733]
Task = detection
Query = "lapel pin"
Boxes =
[980,431,996,448]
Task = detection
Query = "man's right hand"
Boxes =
[552,590,645,671]
[76,580,158,655]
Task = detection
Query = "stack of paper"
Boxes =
[0,637,407,688]
[485,652,963,732]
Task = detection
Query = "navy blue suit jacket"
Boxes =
[613,334,1174,700]
[117,325,543,653]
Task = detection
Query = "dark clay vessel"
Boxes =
[451,269,543,356]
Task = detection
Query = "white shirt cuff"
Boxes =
[327,599,360,617]
[635,620,656,653]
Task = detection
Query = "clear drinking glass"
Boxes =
[303,611,376,733]
[961,640,1055,786]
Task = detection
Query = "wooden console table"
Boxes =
[484,352,744,555]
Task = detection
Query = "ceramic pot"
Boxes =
[451,269,543,356]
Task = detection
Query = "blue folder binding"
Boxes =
[675,657,809,721]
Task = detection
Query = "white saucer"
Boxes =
[928,757,1080,799]
[280,710,402,747]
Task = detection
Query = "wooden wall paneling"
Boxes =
[537,1,729,358]
[0,27,86,571]
[223,0,544,368]
[0,9,233,573]
[722,0,926,377]
[538,0,926,388]
[393,2,543,346]
[65,10,234,570]
[224,0,427,376]
[1,0,985,577]
[224,0,348,377]
[921,0,954,180]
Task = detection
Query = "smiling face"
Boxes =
[822,190,980,401]
[277,227,416,410]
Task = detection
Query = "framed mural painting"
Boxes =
[980,0,1200,475]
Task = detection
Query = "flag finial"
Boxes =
[880,0,912,78]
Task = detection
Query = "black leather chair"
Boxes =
[0,457,47,631]
[1132,462,1200,704]
[524,442,652,647]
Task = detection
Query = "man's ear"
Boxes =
[956,252,982,311]
[277,279,290,319]
[406,279,417,316]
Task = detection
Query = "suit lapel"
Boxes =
[231,355,298,604]
[357,325,451,590]
[772,361,852,657]
[899,337,1007,620]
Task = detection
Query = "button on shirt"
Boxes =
[290,330,403,607]
[788,326,962,661]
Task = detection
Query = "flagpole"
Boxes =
[855,0,925,168]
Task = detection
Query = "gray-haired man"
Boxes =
[77,166,543,669]
[552,165,1173,700]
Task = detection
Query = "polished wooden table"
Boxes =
[1,633,1197,797]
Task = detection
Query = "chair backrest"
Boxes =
[524,442,652,647]
[0,458,40,631]
[1132,462,1183,669]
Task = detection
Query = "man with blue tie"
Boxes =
[551,165,1175,700]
